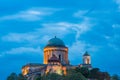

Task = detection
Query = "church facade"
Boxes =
[22,37,92,79]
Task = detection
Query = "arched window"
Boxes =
[59,55,61,61]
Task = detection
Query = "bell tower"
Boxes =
[83,51,91,64]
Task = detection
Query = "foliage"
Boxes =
[41,73,62,80]
[17,73,26,80]
[36,76,41,80]
[75,67,111,80]
[89,68,110,80]
[7,73,18,80]
[89,68,100,79]
[75,67,90,78]
[7,73,26,80]
[111,74,120,80]
[64,68,87,80]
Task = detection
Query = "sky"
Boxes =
[0,0,120,79]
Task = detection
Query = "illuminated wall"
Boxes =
[22,66,30,76]
[46,65,66,75]
[44,47,69,65]
[83,56,91,64]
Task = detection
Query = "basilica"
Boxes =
[22,36,92,79]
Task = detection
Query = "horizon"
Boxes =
[0,0,120,80]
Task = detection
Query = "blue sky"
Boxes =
[0,0,120,79]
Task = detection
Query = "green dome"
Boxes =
[45,37,66,47]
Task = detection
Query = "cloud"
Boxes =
[115,0,120,10]
[68,40,99,63]
[0,54,2,57]
[2,30,51,46]
[104,35,111,40]
[102,24,120,51]
[116,0,120,4]
[114,0,120,12]
[42,18,93,40]
[4,47,42,54]
[0,7,58,21]
[2,18,94,43]
[2,33,38,42]
[108,43,119,51]
[74,10,89,18]
[112,24,120,28]
[107,35,120,51]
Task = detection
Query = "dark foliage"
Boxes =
[7,73,26,80]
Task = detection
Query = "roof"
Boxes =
[22,63,46,68]
[83,51,90,56]
[45,36,66,47]
[48,54,60,62]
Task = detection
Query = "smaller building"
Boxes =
[81,51,92,69]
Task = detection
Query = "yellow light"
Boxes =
[56,69,62,75]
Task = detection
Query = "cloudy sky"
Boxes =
[0,0,120,79]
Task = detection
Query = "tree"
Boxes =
[7,73,26,80]
[64,68,87,80]
[36,76,41,80]
[75,67,90,78]
[111,74,120,80]
[18,73,26,80]
[89,68,110,80]
[41,73,63,80]
[7,73,17,80]
[89,68,100,79]
[64,72,87,80]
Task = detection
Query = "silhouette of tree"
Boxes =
[64,68,87,80]
[7,73,26,80]
[18,73,26,80]
[7,73,17,80]
[75,67,90,78]
[111,74,120,80]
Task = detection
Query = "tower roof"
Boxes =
[83,51,90,56]
[45,36,66,47]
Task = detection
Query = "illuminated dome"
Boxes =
[45,36,66,47]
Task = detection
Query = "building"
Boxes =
[22,36,92,79]
[43,36,69,65]
[80,51,92,69]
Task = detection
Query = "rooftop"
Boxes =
[45,36,66,48]
[83,51,90,56]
